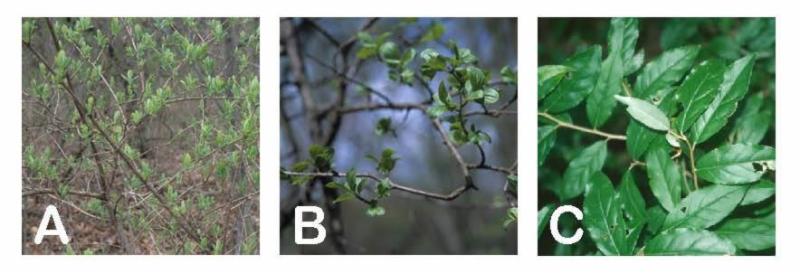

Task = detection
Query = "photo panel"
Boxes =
[279,17,518,255]
[537,17,775,256]
[21,17,260,255]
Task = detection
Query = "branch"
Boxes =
[430,118,476,190]
[538,112,626,141]
[280,170,469,201]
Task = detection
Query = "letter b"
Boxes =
[294,206,326,245]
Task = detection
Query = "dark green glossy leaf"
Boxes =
[583,172,633,255]
[644,228,736,255]
[619,170,647,229]
[586,18,633,127]
[646,206,667,235]
[624,49,644,76]
[561,140,607,200]
[538,204,555,239]
[538,65,571,100]
[691,55,756,143]
[716,214,775,251]
[541,45,602,113]
[661,185,746,231]
[625,87,677,160]
[634,45,700,98]
[646,148,682,211]
[732,94,772,145]
[538,125,557,166]
[696,144,775,185]
[741,180,775,206]
[675,60,726,133]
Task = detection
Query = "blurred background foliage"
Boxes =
[538,18,775,255]
[280,18,517,254]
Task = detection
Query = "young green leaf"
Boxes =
[366,203,385,217]
[634,45,700,98]
[661,185,747,231]
[645,148,682,211]
[675,59,726,133]
[644,228,736,255]
[541,45,601,113]
[615,95,670,131]
[560,140,607,200]
[695,144,775,185]
[690,55,756,143]
[715,214,775,251]
[583,172,634,255]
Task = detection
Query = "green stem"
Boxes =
[538,112,626,141]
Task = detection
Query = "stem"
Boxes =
[687,142,700,190]
[280,170,470,201]
[538,112,626,141]
[675,133,700,191]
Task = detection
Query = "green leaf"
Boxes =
[538,204,555,239]
[618,170,646,230]
[538,65,571,100]
[379,42,400,64]
[690,55,756,143]
[420,22,444,42]
[308,144,334,169]
[538,125,557,166]
[366,203,385,217]
[675,59,726,133]
[741,180,775,206]
[625,87,677,160]
[644,228,736,255]
[503,207,518,228]
[615,95,670,131]
[612,18,639,70]
[333,192,355,204]
[374,117,392,136]
[483,88,500,104]
[377,178,392,199]
[181,153,192,169]
[625,49,644,76]
[645,148,682,211]
[634,45,700,98]
[583,172,634,255]
[662,185,746,231]
[732,94,772,145]
[560,140,607,200]
[695,144,775,185]
[368,148,399,175]
[586,18,637,128]
[587,48,624,128]
[501,66,517,85]
[541,45,602,113]
[646,206,667,235]
[716,215,775,251]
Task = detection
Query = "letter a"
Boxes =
[34,205,70,245]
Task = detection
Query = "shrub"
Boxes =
[22,18,260,255]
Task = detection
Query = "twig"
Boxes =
[538,112,626,141]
